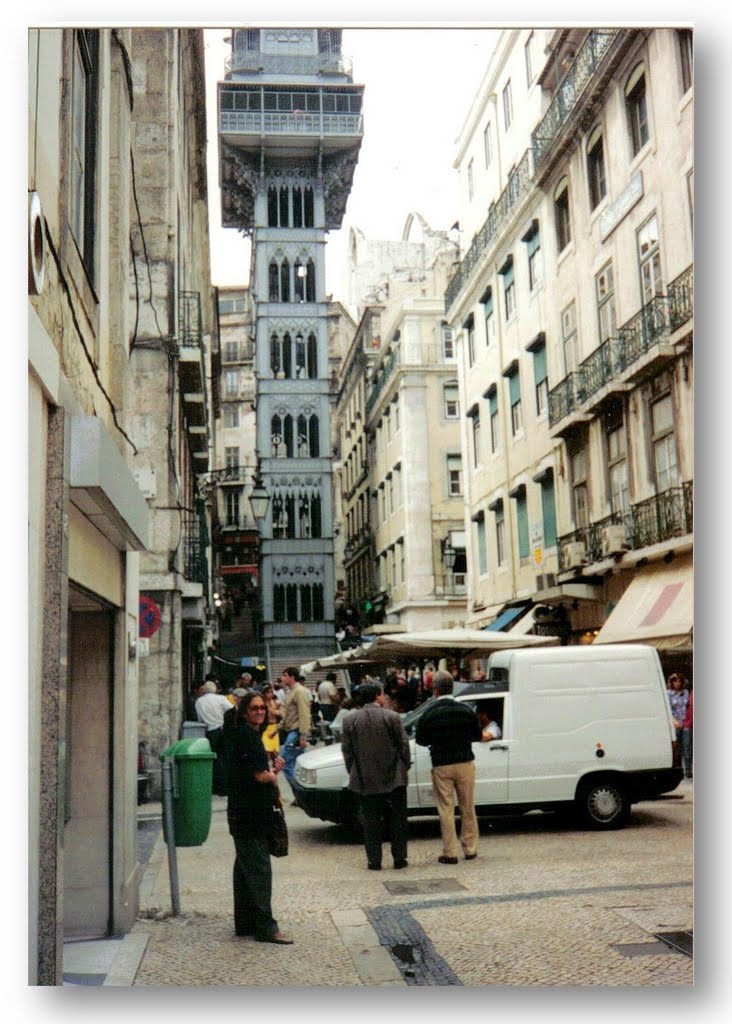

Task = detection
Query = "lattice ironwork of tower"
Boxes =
[217,27,364,662]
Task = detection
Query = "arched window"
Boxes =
[294,259,306,302]
[270,333,282,376]
[280,259,291,302]
[625,63,649,155]
[309,414,320,457]
[268,188,279,227]
[307,331,318,378]
[281,331,292,378]
[279,186,289,227]
[292,186,303,227]
[269,260,280,301]
[306,259,316,302]
[304,187,314,227]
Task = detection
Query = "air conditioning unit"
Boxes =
[601,524,630,557]
[564,541,587,570]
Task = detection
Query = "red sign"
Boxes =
[139,595,161,638]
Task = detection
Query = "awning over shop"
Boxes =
[483,604,530,631]
[594,554,693,648]
[508,606,537,635]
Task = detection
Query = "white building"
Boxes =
[447,27,693,667]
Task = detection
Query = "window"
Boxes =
[447,454,462,497]
[384,409,391,442]
[388,474,395,515]
[532,342,548,418]
[443,381,460,419]
[586,127,607,210]
[393,397,400,433]
[502,79,513,129]
[513,486,530,560]
[441,324,455,359]
[570,448,589,528]
[494,502,506,566]
[474,512,487,575]
[500,256,515,320]
[638,215,663,304]
[525,32,535,87]
[225,489,241,527]
[605,405,630,513]
[398,539,405,583]
[651,393,679,492]
[223,404,240,428]
[561,302,578,374]
[225,446,240,470]
[469,408,481,468]
[677,30,693,94]
[225,369,239,397]
[468,159,474,201]
[481,288,495,346]
[464,315,475,367]
[595,263,617,343]
[69,29,99,282]
[523,220,542,291]
[484,121,492,167]
[554,178,571,253]
[626,63,650,156]
[506,366,523,436]
[487,387,499,453]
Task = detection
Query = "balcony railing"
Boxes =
[184,534,208,587]
[558,482,693,568]
[179,292,202,347]
[434,573,468,597]
[667,265,694,334]
[220,110,363,138]
[226,51,353,78]
[445,149,533,312]
[366,343,401,416]
[531,29,620,171]
[548,371,586,425]
[549,282,693,429]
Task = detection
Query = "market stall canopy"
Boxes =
[594,553,692,648]
[354,626,559,663]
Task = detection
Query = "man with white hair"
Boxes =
[195,680,233,795]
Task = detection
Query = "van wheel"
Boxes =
[576,780,629,830]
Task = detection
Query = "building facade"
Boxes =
[446,27,693,662]
[335,222,468,631]
[28,27,217,983]
[216,27,364,669]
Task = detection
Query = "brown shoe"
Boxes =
[465,853,478,860]
[438,855,458,864]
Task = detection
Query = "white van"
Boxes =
[292,644,683,830]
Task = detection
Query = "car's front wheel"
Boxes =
[575,778,630,830]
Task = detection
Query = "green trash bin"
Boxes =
[158,737,216,847]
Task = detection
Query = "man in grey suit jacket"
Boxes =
[341,682,411,871]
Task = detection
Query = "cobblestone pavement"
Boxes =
[131,778,693,987]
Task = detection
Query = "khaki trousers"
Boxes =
[431,761,479,859]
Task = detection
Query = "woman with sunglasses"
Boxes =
[222,691,293,944]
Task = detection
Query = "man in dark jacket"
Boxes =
[341,682,411,871]
[415,670,482,864]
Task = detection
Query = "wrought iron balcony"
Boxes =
[557,482,693,570]
[445,149,533,313]
[548,371,586,427]
[667,265,694,334]
[184,534,208,587]
[366,343,401,416]
[434,573,468,597]
[531,29,620,172]
[618,295,670,366]
[179,292,202,348]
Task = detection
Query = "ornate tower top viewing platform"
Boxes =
[218,27,364,231]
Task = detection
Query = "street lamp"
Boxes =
[442,538,456,571]
[248,466,271,524]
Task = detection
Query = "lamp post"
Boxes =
[248,464,270,641]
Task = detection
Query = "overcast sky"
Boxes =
[204,26,499,302]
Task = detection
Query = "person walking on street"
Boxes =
[280,667,312,788]
[195,680,233,796]
[222,692,293,944]
[415,670,482,864]
[317,672,341,722]
[682,687,693,779]
[341,682,411,871]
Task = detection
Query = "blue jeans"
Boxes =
[281,730,304,784]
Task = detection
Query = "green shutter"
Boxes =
[532,345,547,385]
[516,489,530,558]
[508,370,521,405]
[541,477,557,548]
